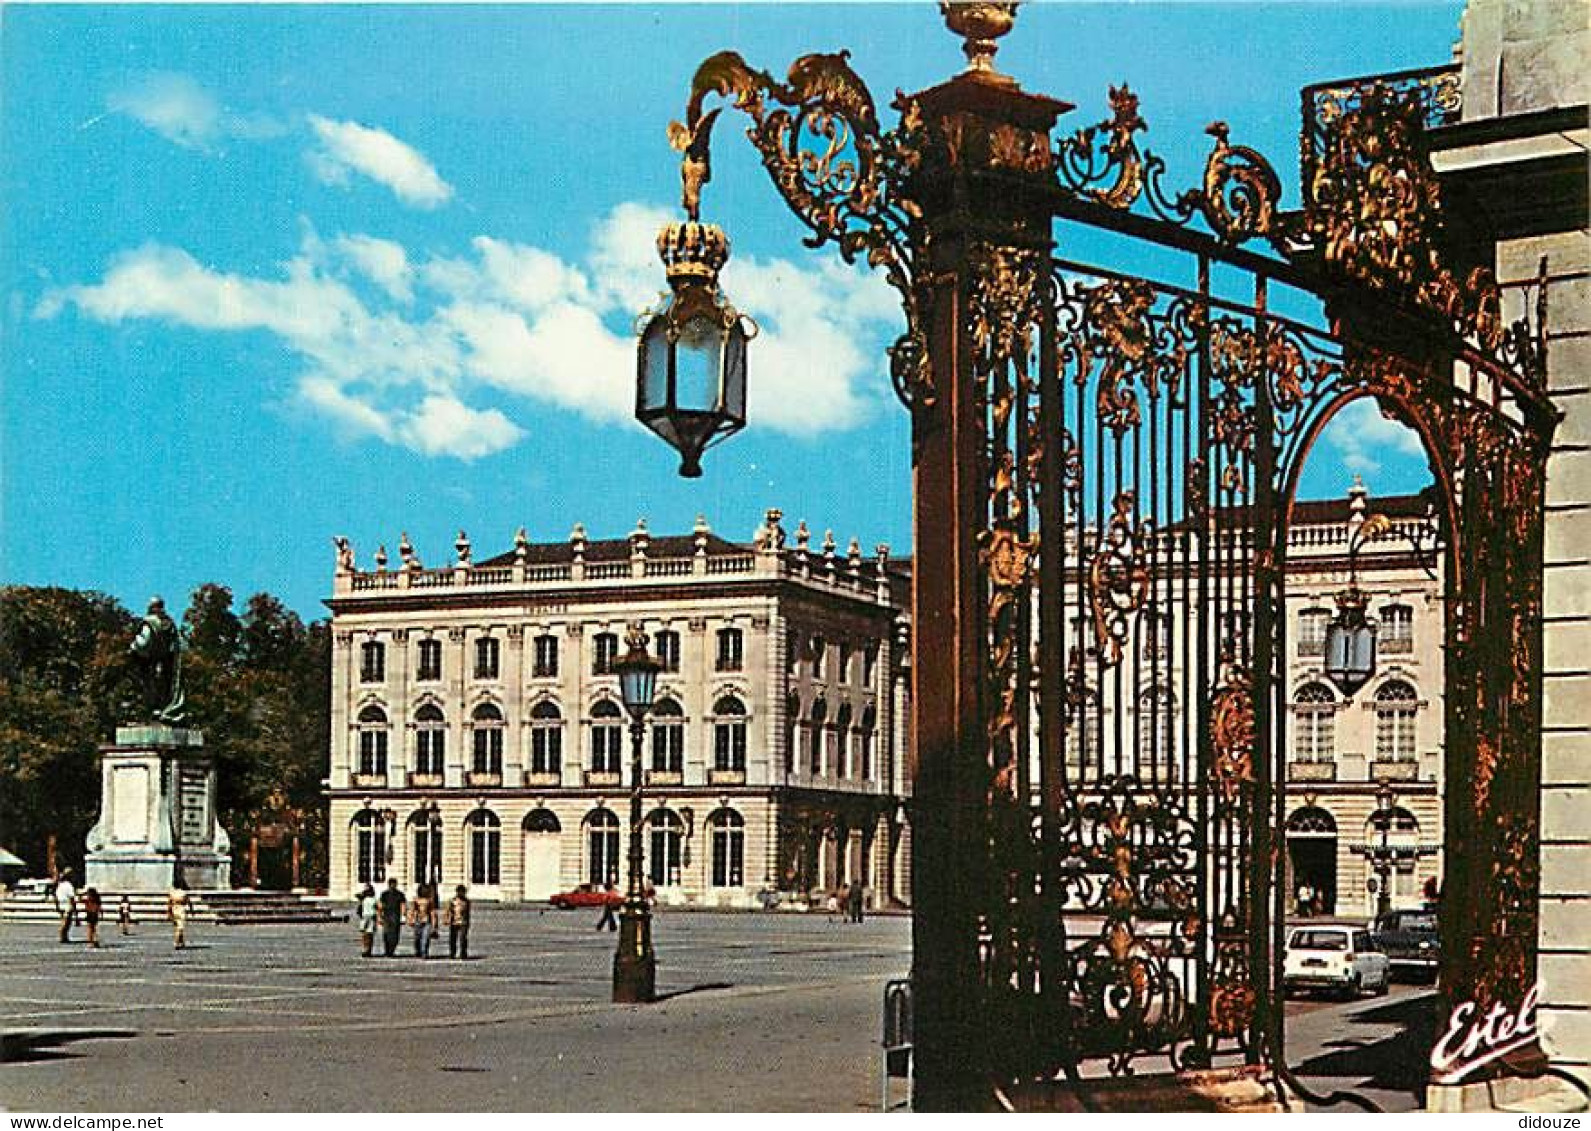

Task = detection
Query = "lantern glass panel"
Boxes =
[618,662,658,717]
[724,326,747,421]
[640,318,671,415]
[674,316,724,414]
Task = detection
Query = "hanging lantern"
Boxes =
[1324,585,1377,697]
[614,627,662,722]
[635,221,756,478]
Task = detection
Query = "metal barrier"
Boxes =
[880,978,913,1112]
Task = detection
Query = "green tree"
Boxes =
[0,587,138,874]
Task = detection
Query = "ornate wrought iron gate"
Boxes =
[662,8,1556,1110]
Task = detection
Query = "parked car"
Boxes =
[548,884,622,910]
[1283,925,1392,999]
[1372,909,1440,980]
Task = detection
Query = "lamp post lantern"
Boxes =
[635,222,755,478]
[1325,514,1392,698]
[613,627,662,1003]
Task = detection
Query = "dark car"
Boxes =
[548,883,623,910]
[1372,909,1440,980]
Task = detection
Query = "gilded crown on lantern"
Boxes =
[657,220,730,286]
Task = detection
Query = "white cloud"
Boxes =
[333,234,413,303]
[398,395,524,459]
[1320,397,1428,475]
[108,73,284,150]
[38,202,903,460]
[306,115,453,209]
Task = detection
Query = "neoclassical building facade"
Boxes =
[324,511,911,907]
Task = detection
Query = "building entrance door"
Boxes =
[522,810,561,900]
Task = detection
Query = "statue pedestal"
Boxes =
[84,726,231,891]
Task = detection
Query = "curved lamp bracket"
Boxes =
[668,50,932,409]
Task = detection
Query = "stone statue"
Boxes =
[130,597,185,724]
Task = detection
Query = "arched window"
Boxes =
[472,703,504,776]
[1136,686,1176,768]
[809,699,828,775]
[1286,806,1338,836]
[530,700,563,775]
[590,699,623,775]
[1294,682,1336,763]
[408,809,443,887]
[650,698,684,774]
[1374,680,1418,762]
[466,809,501,886]
[713,696,747,772]
[524,809,561,834]
[654,629,681,673]
[647,808,684,887]
[709,809,745,888]
[586,809,620,886]
[415,704,445,776]
[357,706,389,776]
[715,627,744,672]
[352,809,387,884]
[1366,806,1420,846]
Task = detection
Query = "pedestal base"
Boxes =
[612,905,656,1003]
[84,727,231,893]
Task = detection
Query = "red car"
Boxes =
[548,884,622,910]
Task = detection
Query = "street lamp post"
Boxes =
[613,627,662,1004]
[1373,783,1395,920]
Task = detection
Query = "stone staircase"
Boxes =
[0,889,345,925]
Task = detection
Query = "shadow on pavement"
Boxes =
[2,1029,138,1064]
[653,982,734,1003]
[1293,992,1438,1103]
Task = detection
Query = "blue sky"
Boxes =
[2,3,1453,618]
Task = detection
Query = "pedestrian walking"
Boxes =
[595,883,618,932]
[118,894,134,935]
[81,887,103,948]
[1296,883,1314,918]
[410,882,438,958]
[847,880,865,924]
[53,870,76,944]
[356,884,378,958]
[825,888,842,924]
[446,885,472,959]
[377,878,406,958]
[167,881,192,949]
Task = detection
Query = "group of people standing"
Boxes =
[356,879,472,960]
[826,881,868,924]
[50,869,193,949]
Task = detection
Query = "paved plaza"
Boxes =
[1,908,910,1112]
[0,907,1436,1112]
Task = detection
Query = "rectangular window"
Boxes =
[360,641,385,683]
[1376,709,1417,761]
[863,644,879,686]
[416,639,442,681]
[593,633,619,675]
[475,637,500,680]
[473,728,503,775]
[533,635,559,678]
[1298,610,1329,657]
[811,638,826,680]
[655,630,681,673]
[1382,605,1414,653]
[716,628,743,672]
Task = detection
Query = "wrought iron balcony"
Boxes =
[583,770,623,788]
[708,768,747,786]
[645,770,684,787]
[1288,761,1337,782]
[350,772,388,789]
[523,770,562,788]
[1370,758,1419,781]
[406,772,444,789]
[464,770,502,788]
